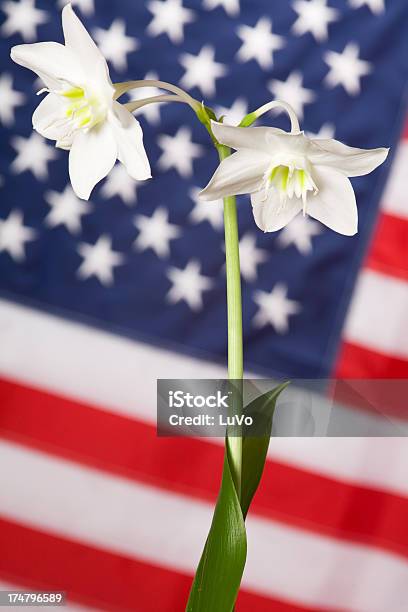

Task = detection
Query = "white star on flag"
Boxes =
[268,71,314,119]
[180,45,227,97]
[58,0,94,15]
[11,133,58,180]
[324,43,372,95]
[101,164,139,205]
[147,0,195,44]
[0,210,36,261]
[349,0,385,14]
[236,17,284,70]
[292,0,339,42]
[134,208,181,258]
[45,187,92,235]
[93,19,138,72]
[189,187,224,230]
[215,97,248,126]
[77,236,124,286]
[1,0,48,41]
[202,0,240,17]
[277,216,322,255]
[167,260,213,311]
[0,74,25,126]
[157,127,203,178]
[253,284,301,333]
[239,233,268,282]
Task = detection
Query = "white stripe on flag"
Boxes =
[0,298,226,421]
[0,440,407,612]
[343,269,408,359]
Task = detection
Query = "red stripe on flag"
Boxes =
[365,213,408,282]
[335,341,408,379]
[0,376,222,503]
[2,378,408,560]
[0,517,317,612]
[401,117,408,139]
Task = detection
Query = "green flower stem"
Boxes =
[217,143,244,501]
[187,106,289,612]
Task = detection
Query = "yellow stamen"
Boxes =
[62,89,106,131]
[61,87,85,100]
[267,163,318,212]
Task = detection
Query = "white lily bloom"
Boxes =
[200,106,389,235]
[10,3,151,200]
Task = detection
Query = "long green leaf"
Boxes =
[241,382,289,518]
[186,382,288,611]
[186,444,247,612]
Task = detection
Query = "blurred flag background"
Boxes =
[1,0,408,610]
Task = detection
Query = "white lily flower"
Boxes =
[200,103,389,235]
[10,3,151,200]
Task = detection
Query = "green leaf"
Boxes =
[186,382,289,611]
[241,382,289,518]
[186,446,247,612]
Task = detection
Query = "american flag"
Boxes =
[0,0,408,609]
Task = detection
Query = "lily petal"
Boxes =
[10,42,81,90]
[62,4,112,94]
[307,166,357,236]
[32,93,67,141]
[69,122,117,200]
[211,120,287,153]
[309,138,389,177]
[110,102,151,181]
[251,190,302,232]
[199,149,270,201]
